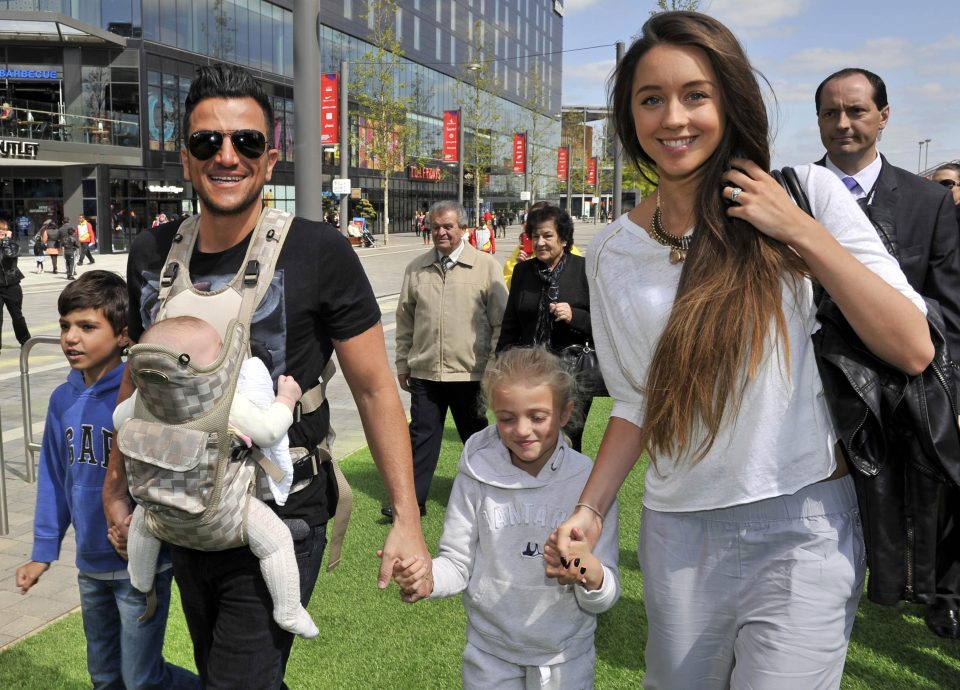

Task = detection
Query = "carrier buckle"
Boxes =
[160,262,179,287]
[244,260,260,286]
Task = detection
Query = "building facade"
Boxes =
[0,0,562,250]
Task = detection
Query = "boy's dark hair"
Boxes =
[58,270,128,335]
[182,63,275,139]
[815,67,888,113]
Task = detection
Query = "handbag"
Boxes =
[560,342,608,398]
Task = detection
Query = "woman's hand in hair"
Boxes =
[721,158,821,246]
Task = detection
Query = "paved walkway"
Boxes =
[0,220,606,651]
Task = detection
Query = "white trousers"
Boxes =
[639,475,865,690]
[462,641,596,690]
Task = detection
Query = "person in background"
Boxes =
[469,219,496,254]
[503,201,582,289]
[815,68,960,641]
[932,163,960,227]
[60,227,80,280]
[497,205,593,451]
[76,215,96,266]
[0,219,30,348]
[393,200,508,518]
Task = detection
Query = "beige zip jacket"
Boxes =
[396,241,508,382]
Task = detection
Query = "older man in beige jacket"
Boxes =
[388,200,507,519]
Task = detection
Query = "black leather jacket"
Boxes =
[814,296,960,605]
[0,236,23,287]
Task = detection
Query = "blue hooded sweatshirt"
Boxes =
[31,363,128,573]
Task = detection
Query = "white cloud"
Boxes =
[564,0,606,14]
[707,0,811,29]
[781,37,915,75]
[562,58,616,105]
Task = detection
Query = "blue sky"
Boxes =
[561,0,960,172]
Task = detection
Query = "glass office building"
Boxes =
[0,0,562,249]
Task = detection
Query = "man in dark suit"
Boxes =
[816,67,960,639]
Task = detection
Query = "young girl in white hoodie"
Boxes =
[394,346,620,689]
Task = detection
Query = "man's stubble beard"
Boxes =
[195,184,263,218]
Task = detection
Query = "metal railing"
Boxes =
[19,336,61,486]
[0,102,139,147]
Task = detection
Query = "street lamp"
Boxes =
[924,138,932,173]
[919,138,932,174]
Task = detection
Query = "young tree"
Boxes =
[458,20,500,228]
[517,65,560,206]
[351,0,413,245]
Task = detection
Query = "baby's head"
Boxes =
[140,316,222,367]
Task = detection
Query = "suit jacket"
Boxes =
[496,253,591,353]
[817,154,960,359]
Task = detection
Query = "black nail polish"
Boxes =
[580,567,586,575]
[560,557,569,568]
[574,558,580,567]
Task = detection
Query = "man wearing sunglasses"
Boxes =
[815,68,960,641]
[933,163,960,221]
[103,64,430,687]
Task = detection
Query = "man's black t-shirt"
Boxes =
[126,215,382,525]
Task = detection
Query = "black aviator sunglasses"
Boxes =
[937,179,959,189]
[187,129,268,161]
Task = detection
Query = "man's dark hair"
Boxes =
[58,270,128,336]
[524,204,575,253]
[936,162,960,174]
[815,67,888,112]
[182,63,275,139]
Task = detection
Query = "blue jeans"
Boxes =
[78,568,200,690]
[171,522,327,690]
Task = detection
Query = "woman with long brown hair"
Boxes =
[548,11,933,688]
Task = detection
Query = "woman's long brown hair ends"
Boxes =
[610,12,807,464]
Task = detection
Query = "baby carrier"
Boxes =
[118,208,352,565]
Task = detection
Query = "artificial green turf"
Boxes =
[1,399,958,688]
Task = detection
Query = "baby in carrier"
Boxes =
[114,315,318,639]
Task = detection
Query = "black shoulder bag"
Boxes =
[775,166,960,604]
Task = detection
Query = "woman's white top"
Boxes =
[587,163,926,512]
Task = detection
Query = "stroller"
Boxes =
[360,228,377,247]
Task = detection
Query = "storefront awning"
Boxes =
[0,11,126,47]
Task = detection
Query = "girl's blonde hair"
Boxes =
[482,347,578,419]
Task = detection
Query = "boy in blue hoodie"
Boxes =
[16,270,198,690]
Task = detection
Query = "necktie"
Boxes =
[842,176,860,193]
[440,256,453,274]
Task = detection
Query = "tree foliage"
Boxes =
[351,0,413,244]
[650,0,700,15]
[458,19,501,227]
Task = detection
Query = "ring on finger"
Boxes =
[730,186,743,203]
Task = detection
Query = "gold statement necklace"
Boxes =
[648,186,693,264]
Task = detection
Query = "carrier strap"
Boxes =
[156,207,294,336]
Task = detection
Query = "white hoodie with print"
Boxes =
[430,424,620,667]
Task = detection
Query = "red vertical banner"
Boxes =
[321,73,339,145]
[557,146,569,180]
[512,133,527,174]
[586,157,598,186]
[443,110,460,162]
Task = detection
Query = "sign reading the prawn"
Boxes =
[321,73,339,145]
[442,110,460,162]
[513,133,526,174]
[557,146,569,180]
[586,157,598,186]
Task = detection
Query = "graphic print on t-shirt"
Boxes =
[135,269,288,378]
